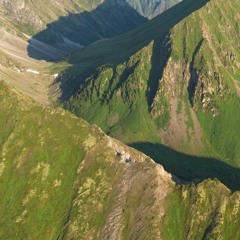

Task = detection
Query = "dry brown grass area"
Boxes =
[0,30,63,105]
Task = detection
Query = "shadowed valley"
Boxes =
[27,0,240,192]
[0,0,240,239]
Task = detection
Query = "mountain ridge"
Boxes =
[1,80,240,239]
[52,0,209,99]
[0,0,180,56]
[52,0,240,189]
[0,0,240,238]
[0,0,180,102]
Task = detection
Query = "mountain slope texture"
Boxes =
[1,80,240,239]
[55,0,240,188]
[0,0,240,239]
[0,0,178,58]
[0,0,146,57]
[126,0,181,18]
[0,0,175,105]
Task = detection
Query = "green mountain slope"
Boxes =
[1,81,240,239]
[0,0,179,105]
[55,0,240,188]
[0,80,171,238]
[1,0,240,238]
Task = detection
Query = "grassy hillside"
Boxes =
[0,81,170,239]
[54,0,240,188]
[55,0,209,99]
[1,0,240,238]
[1,81,240,239]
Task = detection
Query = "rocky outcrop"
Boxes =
[126,0,181,18]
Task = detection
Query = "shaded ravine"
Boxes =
[56,0,210,101]
[130,142,240,191]
[187,38,204,106]
[27,0,147,61]
[147,33,171,110]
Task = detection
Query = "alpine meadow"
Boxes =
[0,0,240,239]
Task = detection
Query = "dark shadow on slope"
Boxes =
[187,38,204,106]
[147,33,171,110]
[27,0,147,61]
[52,0,210,102]
[130,142,240,191]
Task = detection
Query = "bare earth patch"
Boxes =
[0,29,64,105]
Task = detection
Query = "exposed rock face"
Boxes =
[0,0,44,31]
[126,0,181,18]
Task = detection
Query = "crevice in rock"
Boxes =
[187,38,204,106]
[147,32,171,111]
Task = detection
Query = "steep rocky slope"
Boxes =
[55,0,240,187]
[1,81,240,239]
[126,0,181,18]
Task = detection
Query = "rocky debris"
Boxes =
[83,134,97,150]
[108,137,147,164]
[0,0,44,31]
[101,139,174,239]
[26,68,39,74]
